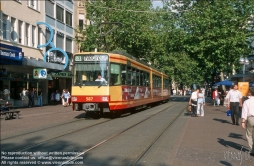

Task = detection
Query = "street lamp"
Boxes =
[238,57,250,82]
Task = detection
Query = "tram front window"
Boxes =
[73,62,108,86]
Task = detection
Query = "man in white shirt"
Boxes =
[95,74,107,83]
[3,86,10,100]
[227,84,242,125]
[241,88,254,156]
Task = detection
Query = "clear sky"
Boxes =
[152,0,163,8]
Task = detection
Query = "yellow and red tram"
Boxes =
[71,51,170,115]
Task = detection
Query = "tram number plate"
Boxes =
[86,97,93,101]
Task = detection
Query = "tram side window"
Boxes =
[132,68,137,86]
[140,71,144,86]
[145,72,150,87]
[136,69,140,86]
[153,74,155,87]
[158,77,162,88]
[164,78,169,88]
[121,64,127,85]
[127,66,132,85]
[110,63,121,85]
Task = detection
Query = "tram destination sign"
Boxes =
[75,54,108,62]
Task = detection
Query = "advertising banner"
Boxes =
[33,68,47,79]
[238,82,249,97]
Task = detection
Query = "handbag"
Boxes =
[227,110,231,116]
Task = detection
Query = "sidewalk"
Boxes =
[167,98,253,166]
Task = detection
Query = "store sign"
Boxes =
[37,22,69,70]
[0,43,24,62]
[33,68,47,79]
[51,72,73,78]
[238,82,249,96]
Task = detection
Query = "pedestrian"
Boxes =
[22,88,27,100]
[227,84,242,125]
[3,86,10,100]
[212,87,220,106]
[61,89,65,106]
[197,89,205,117]
[28,89,34,107]
[63,89,70,107]
[55,90,61,104]
[241,88,254,156]
[37,88,43,107]
[189,88,199,117]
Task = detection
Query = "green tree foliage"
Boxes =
[76,0,154,58]
[75,0,254,87]
[168,0,254,82]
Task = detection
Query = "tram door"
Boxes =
[125,61,132,108]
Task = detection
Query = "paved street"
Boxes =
[0,97,253,166]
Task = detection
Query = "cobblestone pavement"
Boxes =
[166,98,253,166]
[1,98,253,166]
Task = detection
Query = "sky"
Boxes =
[152,0,163,8]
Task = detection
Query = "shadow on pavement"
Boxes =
[220,161,233,166]
[228,133,247,141]
[217,138,249,151]
[213,118,231,124]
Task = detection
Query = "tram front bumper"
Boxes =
[82,103,99,111]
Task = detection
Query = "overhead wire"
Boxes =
[84,3,189,14]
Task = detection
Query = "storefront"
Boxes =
[48,71,73,99]
[0,43,24,106]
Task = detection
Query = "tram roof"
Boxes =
[110,50,164,74]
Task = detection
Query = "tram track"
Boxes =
[130,105,186,166]
[59,102,180,166]
[3,102,176,153]
[12,119,111,152]
[1,118,85,141]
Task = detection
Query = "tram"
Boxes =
[71,51,170,116]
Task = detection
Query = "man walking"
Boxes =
[241,88,254,156]
[227,84,242,125]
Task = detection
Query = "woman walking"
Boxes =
[197,89,205,116]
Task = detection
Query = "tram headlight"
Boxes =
[102,97,108,101]
[72,97,77,101]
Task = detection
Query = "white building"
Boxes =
[0,0,77,107]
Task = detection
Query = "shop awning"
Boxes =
[23,58,66,71]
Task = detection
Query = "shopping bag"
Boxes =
[227,110,231,116]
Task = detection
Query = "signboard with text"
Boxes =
[51,72,73,78]
[33,68,47,79]
[238,82,249,97]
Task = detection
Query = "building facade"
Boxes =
[0,0,76,107]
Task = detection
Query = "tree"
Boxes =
[168,0,254,83]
